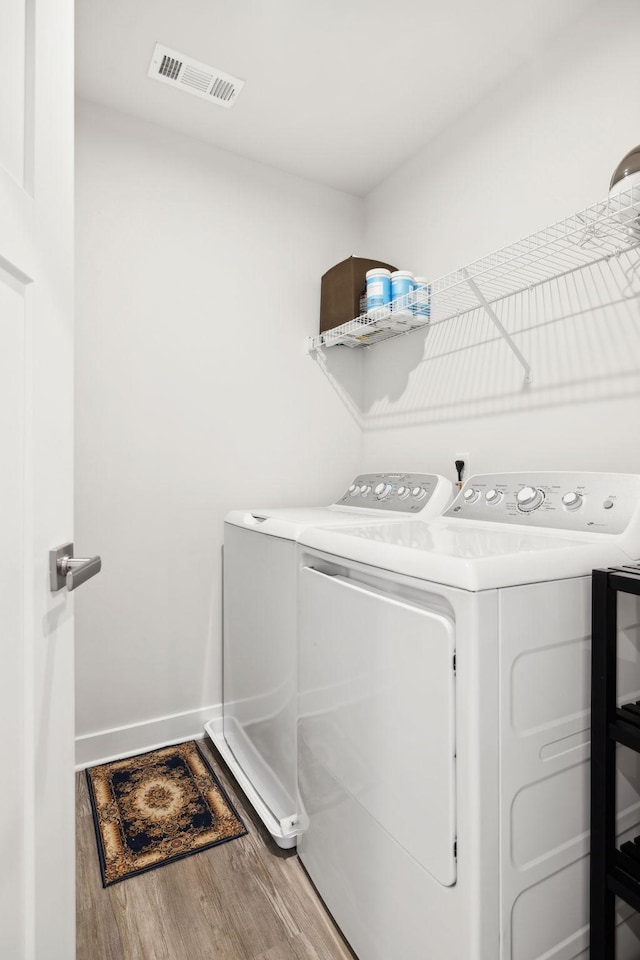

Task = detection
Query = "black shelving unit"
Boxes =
[591,564,640,958]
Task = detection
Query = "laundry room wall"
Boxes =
[74,100,364,765]
[360,0,640,483]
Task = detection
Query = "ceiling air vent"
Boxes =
[148,43,244,109]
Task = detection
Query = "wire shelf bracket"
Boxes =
[462,269,532,383]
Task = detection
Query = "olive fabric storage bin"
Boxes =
[320,256,397,334]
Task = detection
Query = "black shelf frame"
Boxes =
[591,564,640,958]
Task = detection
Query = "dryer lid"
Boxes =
[299,472,640,591]
[298,519,635,591]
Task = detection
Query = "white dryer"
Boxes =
[205,472,453,848]
[297,472,640,960]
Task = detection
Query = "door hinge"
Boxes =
[453,653,456,674]
[454,839,457,859]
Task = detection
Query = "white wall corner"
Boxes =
[75,703,222,770]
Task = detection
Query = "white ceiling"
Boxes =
[76,0,595,196]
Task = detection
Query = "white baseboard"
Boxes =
[75,703,222,770]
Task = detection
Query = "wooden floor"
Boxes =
[76,738,356,960]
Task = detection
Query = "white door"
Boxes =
[298,567,457,886]
[298,566,457,960]
[0,2,75,958]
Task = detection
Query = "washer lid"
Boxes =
[224,506,412,542]
[298,519,636,591]
[224,473,453,540]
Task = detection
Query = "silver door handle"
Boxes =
[49,542,102,592]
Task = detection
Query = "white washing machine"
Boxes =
[204,472,453,848]
[297,472,640,960]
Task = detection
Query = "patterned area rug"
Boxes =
[86,740,247,886]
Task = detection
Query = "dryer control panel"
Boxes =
[336,473,444,514]
[445,472,640,535]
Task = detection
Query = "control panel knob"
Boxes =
[360,484,371,497]
[463,488,480,504]
[411,486,427,501]
[561,491,583,511]
[397,486,410,500]
[485,488,502,504]
[374,482,393,500]
[516,486,544,511]
[349,485,361,497]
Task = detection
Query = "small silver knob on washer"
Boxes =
[562,491,583,510]
[463,488,480,504]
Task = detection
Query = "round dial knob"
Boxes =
[485,488,502,504]
[411,486,426,501]
[516,486,544,511]
[359,484,371,496]
[562,491,583,511]
[349,485,361,497]
[397,486,410,500]
[463,488,480,504]
[374,482,393,500]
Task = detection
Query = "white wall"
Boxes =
[74,100,364,765]
[360,0,640,480]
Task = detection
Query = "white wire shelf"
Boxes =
[306,183,640,369]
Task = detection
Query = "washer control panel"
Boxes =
[444,473,640,534]
[337,473,442,514]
